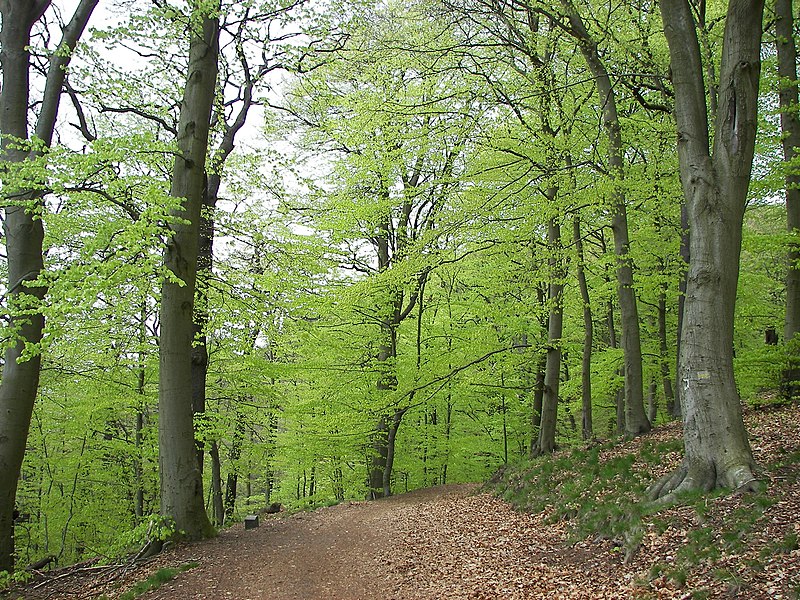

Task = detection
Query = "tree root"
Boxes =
[647,460,763,505]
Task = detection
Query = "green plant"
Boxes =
[665,567,687,587]
[779,532,799,552]
[648,561,668,580]
[0,569,31,591]
[106,515,179,562]
[678,526,720,564]
[119,562,198,600]
[762,530,799,556]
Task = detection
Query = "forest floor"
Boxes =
[10,401,800,599]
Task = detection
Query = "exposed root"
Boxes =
[646,462,690,503]
[647,459,763,505]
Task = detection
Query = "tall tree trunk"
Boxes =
[442,399,453,484]
[573,217,594,440]
[369,416,389,499]
[776,0,800,397]
[536,213,564,455]
[658,285,676,416]
[647,379,658,423]
[191,59,257,468]
[209,441,224,526]
[559,0,650,437]
[367,198,423,497]
[529,284,548,454]
[383,408,407,496]
[650,0,763,500]
[134,306,148,520]
[190,177,218,474]
[223,412,245,523]
[0,0,97,573]
[674,205,689,419]
[607,296,625,435]
[158,6,219,539]
[369,320,398,499]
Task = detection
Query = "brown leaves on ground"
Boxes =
[12,402,800,599]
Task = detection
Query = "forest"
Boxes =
[0,0,795,581]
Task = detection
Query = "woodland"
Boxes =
[0,0,797,585]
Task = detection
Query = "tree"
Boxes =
[0,0,98,572]
[158,3,219,539]
[573,216,593,440]
[279,4,478,497]
[190,0,304,525]
[776,0,800,397]
[553,0,651,437]
[649,0,763,499]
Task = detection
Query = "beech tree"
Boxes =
[649,0,763,499]
[0,0,97,572]
[776,0,800,396]
[158,2,219,539]
[549,0,651,437]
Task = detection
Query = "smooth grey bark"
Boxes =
[776,0,800,397]
[535,210,564,456]
[600,232,625,435]
[647,379,658,423]
[558,0,650,437]
[674,205,689,419]
[158,9,219,539]
[0,0,97,572]
[650,0,763,500]
[658,285,676,416]
[573,217,594,440]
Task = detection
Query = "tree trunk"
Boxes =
[158,7,219,539]
[224,472,238,521]
[191,59,256,467]
[658,287,676,416]
[0,0,97,573]
[134,320,147,519]
[606,298,625,435]
[536,214,564,455]
[560,0,650,437]
[573,217,594,440]
[776,0,800,397]
[209,441,224,526]
[383,409,407,497]
[442,399,453,484]
[223,412,245,523]
[369,416,389,499]
[674,205,689,420]
[647,379,658,423]
[651,0,763,500]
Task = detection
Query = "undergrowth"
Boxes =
[492,438,684,547]
[490,430,795,594]
[101,562,198,600]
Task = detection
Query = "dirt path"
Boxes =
[143,485,480,600]
[23,482,623,600]
[120,483,629,600]
[13,481,712,599]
